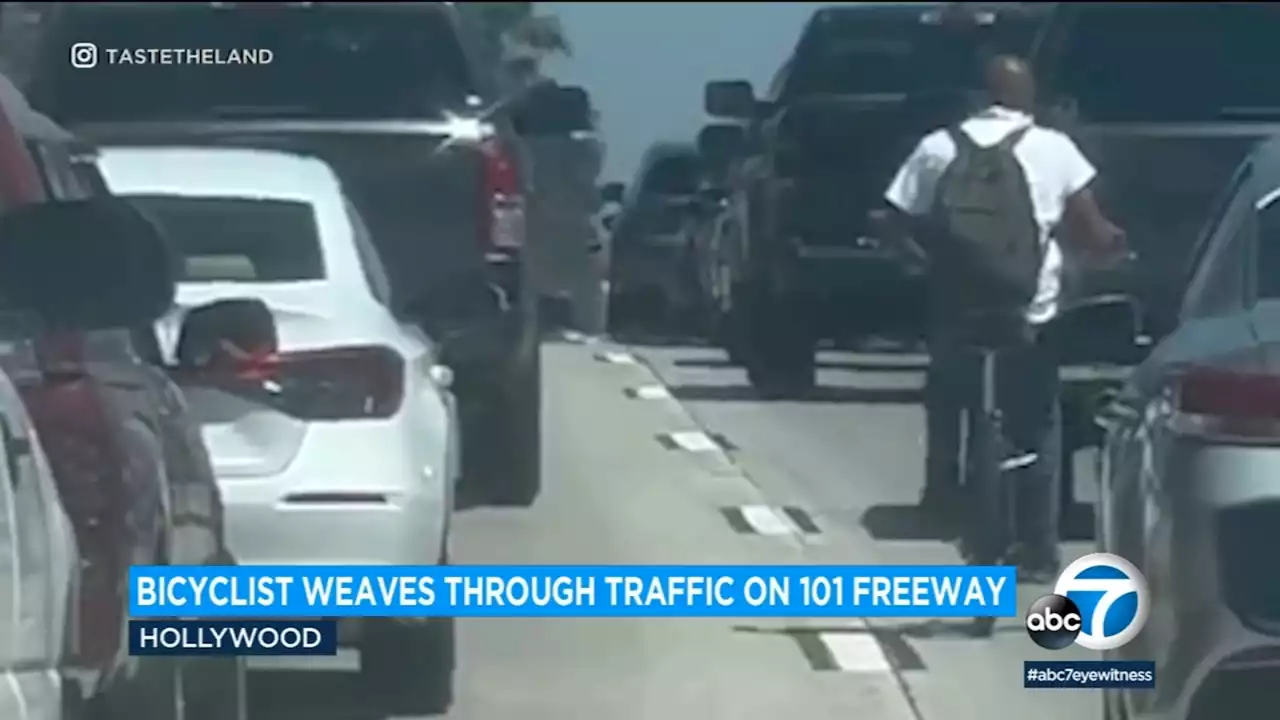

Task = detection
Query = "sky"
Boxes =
[542,2,841,184]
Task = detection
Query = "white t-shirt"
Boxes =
[883,105,1097,324]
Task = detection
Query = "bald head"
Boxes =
[984,55,1036,112]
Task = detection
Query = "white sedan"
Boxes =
[98,146,460,716]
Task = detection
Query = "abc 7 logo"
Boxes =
[1024,553,1149,651]
[70,43,99,70]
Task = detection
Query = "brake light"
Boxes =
[225,345,405,420]
[480,139,525,253]
[1173,367,1280,441]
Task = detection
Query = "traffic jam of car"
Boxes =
[0,2,1277,720]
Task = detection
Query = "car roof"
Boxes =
[95,145,342,206]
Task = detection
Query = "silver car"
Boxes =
[1094,136,1280,720]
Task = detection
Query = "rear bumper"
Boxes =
[217,421,449,568]
[1102,437,1280,719]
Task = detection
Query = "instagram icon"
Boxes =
[70,43,98,69]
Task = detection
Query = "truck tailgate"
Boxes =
[776,94,950,246]
[74,120,489,303]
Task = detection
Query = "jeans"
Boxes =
[926,323,1063,563]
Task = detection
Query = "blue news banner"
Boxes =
[128,565,1014,655]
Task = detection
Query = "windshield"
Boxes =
[127,195,326,282]
[35,6,477,122]
[1057,5,1280,122]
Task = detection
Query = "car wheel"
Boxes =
[479,348,542,507]
[744,289,816,397]
[360,616,456,716]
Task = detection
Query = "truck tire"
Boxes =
[480,347,543,507]
[742,284,816,396]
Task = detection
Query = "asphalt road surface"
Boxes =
[243,336,1103,720]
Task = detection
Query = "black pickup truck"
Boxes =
[701,3,1046,394]
[27,2,590,508]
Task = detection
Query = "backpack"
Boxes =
[929,125,1041,317]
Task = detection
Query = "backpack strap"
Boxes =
[946,126,979,153]
[996,126,1032,152]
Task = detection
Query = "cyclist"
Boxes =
[876,55,1125,581]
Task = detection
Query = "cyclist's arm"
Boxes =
[880,134,946,259]
[1055,135,1125,256]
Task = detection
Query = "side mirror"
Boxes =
[697,123,748,167]
[704,80,757,120]
[513,84,593,136]
[0,198,175,330]
[600,182,625,205]
[175,298,278,372]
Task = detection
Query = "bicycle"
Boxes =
[961,291,1143,638]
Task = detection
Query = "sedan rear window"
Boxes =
[33,5,477,122]
[127,195,325,282]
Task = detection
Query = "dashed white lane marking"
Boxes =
[595,350,638,364]
[738,504,798,536]
[818,621,895,673]
[627,384,672,400]
[663,430,722,452]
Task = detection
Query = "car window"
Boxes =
[1055,5,1280,122]
[1182,171,1254,319]
[1184,162,1253,284]
[36,5,477,122]
[125,195,326,282]
[345,199,393,307]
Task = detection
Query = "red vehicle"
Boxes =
[0,72,242,720]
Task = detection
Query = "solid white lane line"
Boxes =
[738,504,797,536]
[818,622,893,673]
[628,385,671,400]
[665,430,721,452]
